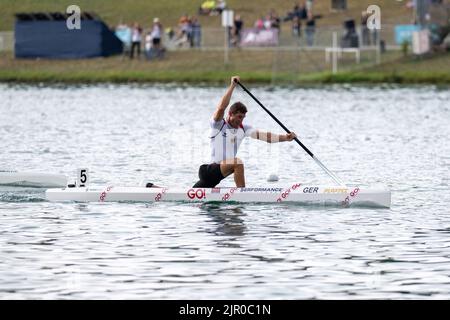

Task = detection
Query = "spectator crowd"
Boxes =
[114,0,392,59]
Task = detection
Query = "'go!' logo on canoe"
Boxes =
[187,188,206,199]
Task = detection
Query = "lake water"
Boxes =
[0,83,449,299]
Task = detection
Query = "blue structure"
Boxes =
[394,25,421,45]
[15,12,123,59]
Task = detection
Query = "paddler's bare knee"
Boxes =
[221,157,243,166]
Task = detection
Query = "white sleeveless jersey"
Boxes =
[209,118,256,164]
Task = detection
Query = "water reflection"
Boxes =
[75,204,90,212]
[199,203,247,247]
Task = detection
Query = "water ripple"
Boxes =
[0,84,449,299]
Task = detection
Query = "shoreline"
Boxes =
[1,71,449,85]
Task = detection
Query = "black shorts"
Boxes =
[193,163,224,188]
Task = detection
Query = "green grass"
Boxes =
[304,71,450,84]
[1,50,449,85]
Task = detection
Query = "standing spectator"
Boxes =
[370,21,379,46]
[145,18,165,60]
[305,12,316,46]
[360,11,371,46]
[130,22,142,59]
[231,14,243,47]
[144,30,152,58]
[300,2,308,20]
[191,17,202,47]
[269,9,281,33]
[150,18,163,51]
[292,16,301,37]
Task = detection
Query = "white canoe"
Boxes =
[0,171,67,188]
[46,184,391,208]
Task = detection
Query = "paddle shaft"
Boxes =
[235,80,345,186]
[236,81,312,156]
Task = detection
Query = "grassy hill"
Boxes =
[0,0,448,85]
[0,0,414,31]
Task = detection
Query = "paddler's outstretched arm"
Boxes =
[213,76,240,121]
[251,130,297,143]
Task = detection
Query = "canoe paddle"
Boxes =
[235,79,345,186]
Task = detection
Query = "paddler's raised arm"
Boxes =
[213,76,240,122]
[250,130,297,143]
